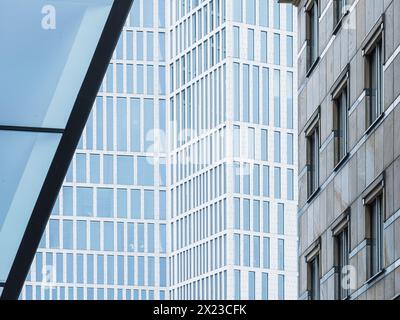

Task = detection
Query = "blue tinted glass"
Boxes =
[97,188,114,218]
[63,220,73,250]
[0,130,61,281]
[77,220,87,250]
[117,189,127,218]
[144,190,154,220]
[117,156,134,185]
[104,222,114,251]
[138,224,145,253]
[0,0,114,128]
[90,221,100,251]
[76,187,93,217]
[49,219,59,249]
[131,189,141,219]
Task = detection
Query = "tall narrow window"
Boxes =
[367,42,383,126]
[306,0,319,70]
[309,255,320,300]
[334,0,347,26]
[306,114,320,198]
[369,195,383,277]
[336,226,349,299]
[332,70,349,167]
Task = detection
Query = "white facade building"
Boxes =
[23,0,297,300]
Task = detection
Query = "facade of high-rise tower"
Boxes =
[284,0,400,300]
[22,0,298,300]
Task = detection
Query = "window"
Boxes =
[368,195,384,277]
[309,255,320,300]
[306,112,320,198]
[334,0,347,26]
[332,68,349,167]
[336,226,349,299]
[367,42,383,127]
[306,0,319,70]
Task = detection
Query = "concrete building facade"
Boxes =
[283,0,400,300]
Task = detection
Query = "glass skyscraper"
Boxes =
[22,0,297,300]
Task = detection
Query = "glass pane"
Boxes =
[0,0,114,128]
[0,130,61,282]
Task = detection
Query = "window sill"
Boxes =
[332,11,350,36]
[306,56,320,78]
[365,112,385,136]
[366,268,385,285]
[333,153,349,172]
[307,187,321,204]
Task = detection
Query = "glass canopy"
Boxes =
[0,0,113,129]
[0,0,132,298]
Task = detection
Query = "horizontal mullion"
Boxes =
[0,125,64,134]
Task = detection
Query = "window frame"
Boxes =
[305,238,321,300]
[333,0,349,34]
[331,65,350,169]
[331,209,351,300]
[362,15,385,132]
[305,109,320,201]
[305,0,320,74]
[362,174,385,281]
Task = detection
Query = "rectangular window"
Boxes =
[307,0,319,70]
[368,195,383,277]
[336,226,349,299]
[274,167,281,199]
[248,29,254,61]
[309,255,320,300]
[367,42,383,127]
[334,0,347,26]
[248,271,255,300]
[306,117,320,198]
[333,84,348,166]
[278,275,285,300]
[278,239,285,270]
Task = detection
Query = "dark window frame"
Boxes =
[331,65,350,169]
[362,15,385,132]
[362,174,385,281]
[305,238,321,301]
[305,109,320,201]
[305,0,320,74]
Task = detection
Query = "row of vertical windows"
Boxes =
[25,285,166,301]
[234,198,286,234]
[171,199,227,249]
[128,0,166,29]
[102,64,166,96]
[234,270,285,300]
[171,33,226,93]
[233,125,294,165]
[233,162,294,201]
[233,26,293,67]
[171,67,226,149]
[54,187,166,220]
[115,30,166,62]
[172,0,226,56]
[81,97,167,153]
[233,0,293,32]
[67,154,166,187]
[234,234,271,269]
[233,64,294,129]
[39,220,167,254]
[170,235,227,285]
[171,128,226,183]
[28,252,167,288]
[169,270,227,300]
